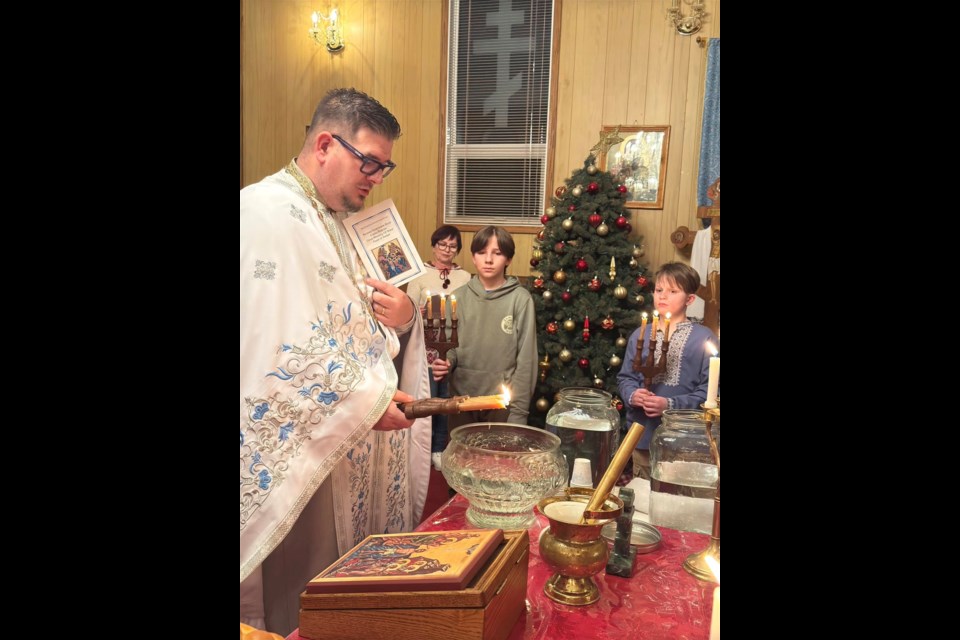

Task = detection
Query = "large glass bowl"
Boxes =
[441,422,567,529]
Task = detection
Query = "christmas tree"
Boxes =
[525,136,654,427]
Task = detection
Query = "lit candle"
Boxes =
[439,294,446,321]
[638,312,648,355]
[651,310,659,338]
[450,294,457,320]
[425,290,432,320]
[706,555,720,640]
[662,312,671,341]
[311,11,319,28]
[457,385,511,412]
[704,342,719,409]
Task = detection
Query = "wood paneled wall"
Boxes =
[241,0,720,277]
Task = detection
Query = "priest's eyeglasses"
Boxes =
[332,134,396,178]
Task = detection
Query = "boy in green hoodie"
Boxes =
[431,226,538,428]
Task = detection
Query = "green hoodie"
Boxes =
[446,276,539,424]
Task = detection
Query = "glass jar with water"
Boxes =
[545,388,621,488]
[649,409,720,534]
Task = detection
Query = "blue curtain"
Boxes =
[697,38,720,217]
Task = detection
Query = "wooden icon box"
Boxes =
[299,530,529,640]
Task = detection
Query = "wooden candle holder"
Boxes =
[631,332,670,389]
[423,295,459,361]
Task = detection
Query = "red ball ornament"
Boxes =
[537,228,546,241]
[588,276,601,292]
[555,186,567,198]
[561,290,572,303]
[533,277,545,289]
[554,241,566,254]
[578,357,590,369]
[588,213,602,227]
[540,214,550,224]
[617,185,628,194]
[600,316,615,330]
[546,321,559,335]
[530,258,540,268]
[582,330,590,343]
[587,182,599,194]
[575,258,589,272]
[637,275,648,288]
[615,216,628,229]
[615,401,624,411]
[568,205,577,212]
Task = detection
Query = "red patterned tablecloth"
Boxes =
[289,494,717,640]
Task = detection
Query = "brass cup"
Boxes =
[538,488,623,605]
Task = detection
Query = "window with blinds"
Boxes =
[443,0,556,227]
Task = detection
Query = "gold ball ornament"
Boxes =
[553,269,567,284]
[536,397,550,412]
[635,294,644,304]
[594,377,605,388]
[609,354,622,368]
[596,223,609,236]
[562,217,574,231]
[545,206,557,219]
[532,248,543,260]
[563,318,576,331]
[629,258,638,269]
[559,348,573,363]
[587,164,598,175]
[615,336,627,349]
[633,245,645,258]
[614,285,628,299]
[571,185,583,197]
[542,290,554,301]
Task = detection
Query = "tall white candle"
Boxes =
[710,587,720,640]
[704,342,719,409]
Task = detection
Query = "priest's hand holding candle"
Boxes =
[704,342,719,409]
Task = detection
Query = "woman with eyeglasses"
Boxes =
[405,225,473,470]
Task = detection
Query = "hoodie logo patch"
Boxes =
[501,315,514,334]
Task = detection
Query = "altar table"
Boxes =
[288,494,717,640]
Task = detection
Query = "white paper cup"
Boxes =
[570,457,593,488]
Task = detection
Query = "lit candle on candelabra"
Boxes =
[450,294,457,320]
[638,311,648,349]
[704,342,719,409]
[439,294,446,321]
[425,290,432,320]
[662,312,671,341]
[651,310,659,339]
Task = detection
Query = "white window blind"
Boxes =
[444,0,555,227]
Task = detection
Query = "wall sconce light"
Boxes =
[310,8,344,52]
[667,0,705,36]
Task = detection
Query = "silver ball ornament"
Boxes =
[542,290,553,301]
[609,354,622,368]
[571,186,583,197]
[587,164,598,175]
[615,336,627,349]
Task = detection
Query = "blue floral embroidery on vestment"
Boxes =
[257,469,272,489]
[241,299,381,531]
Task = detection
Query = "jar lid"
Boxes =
[601,520,662,554]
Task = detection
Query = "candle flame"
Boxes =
[641,311,648,319]
[450,294,456,302]
[665,312,671,320]
[501,384,511,406]
[705,555,720,584]
[653,310,659,318]
[706,342,718,357]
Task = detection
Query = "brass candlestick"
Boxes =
[683,404,720,581]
